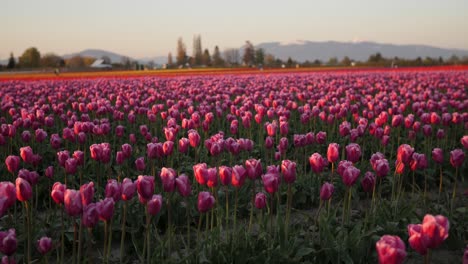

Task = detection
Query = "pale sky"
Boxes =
[1,0,468,59]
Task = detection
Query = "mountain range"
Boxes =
[2,41,467,65]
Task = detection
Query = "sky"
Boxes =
[1,0,468,59]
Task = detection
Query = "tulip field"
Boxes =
[0,68,467,263]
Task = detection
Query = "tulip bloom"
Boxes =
[342,166,360,187]
[135,157,146,171]
[309,153,326,173]
[327,143,340,163]
[137,175,154,203]
[178,138,189,153]
[175,174,191,197]
[375,235,406,264]
[20,146,34,164]
[450,149,465,168]
[255,192,267,209]
[193,163,208,185]
[37,236,53,255]
[409,153,428,171]
[5,156,20,174]
[82,203,99,228]
[431,148,443,164]
[345,143,361,163]
[205,167,218,188]
[320,182,334,201]
[197,191,215,213]
[64,189,83,217]
[105,179,121,202]
[160,167,177,192]
[121,178,136,201]
[0,182,16,217]
[281,159,296,184]
[422,214,449,249]
[361,172,376,193]
[218,166,232,186]
[397,144,414,165]
[231,165,247,188]
[262,173,279,194]
[79,182,94,206]
[0,229,17,256]
[245,159,263,180]
[188,130,200,148]
[51,182,66,205]
[147,194,163,215]
[15,177,32,202]
[96,198,115,222]
[461,135,468,150]
[408,224,429,255]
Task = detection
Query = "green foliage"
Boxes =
[19,47,41,68]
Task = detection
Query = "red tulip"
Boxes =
[231,165,246,188]
[20,146,34,164]
[327,143,340,163]
[346,143,361,163]
[64,189,82,217]
[96,198,115,222]
[341,165,360,187]
[193,163,208,185]
[375,235,406,264]
[137,175,154,203]
[15,177,32,202]
[262,173,279,194]
[320,182,334,201]
[255,192,267,209]
[309,153,326,173]
[175,174,191,197]
[188,130,200,148]
[163,141,174,156]
[147,194,163,215]
[281,159,296,184]
[36,236,53,255]
[160,167,177,192]
[5,156,20,174]
[245,159,263,180]
[450,149,465,167]
[0,229,17,256]
[82,203,99,228]
[397,144,414,165]
[422,214,449,249]
[361,172,376,193]
[431,148,443,164]
[410,153,428,171]
[51,182,66,205]
[79,182,94,206]
[461,135,468,150]
[407,224,429,255]
[105,179,121,202]
[218,166,232,186]
[197,191,215,213]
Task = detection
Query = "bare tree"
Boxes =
[176,37,187,66]
[223,48,240,66]
[192,34,203,66]
[242,41,255,66]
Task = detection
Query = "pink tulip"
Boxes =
[450,149,465,167]
[147,194,163,215]
[188,130,200,147]
[309,153,326,173]
[96,198,115,222]
[20,146,34,164]
[462,135,468,150]
[175,174,191,197]
[116,151,125,165]
[265,136,274,149]
[105,179,121,202]
[262,173,279,194]
[45,166,54,179]
[361,172,376,192]
[121,178,136,201]
[431,148,443,164]
[327,143,340,163]
[65,158,78,175]
[245,159,263,180]
[255,192,267,209]
[320,182,334,201]
[315,131,326,144]
[197,191,215,213]
[193,163,208,185]
[56,150,69,168]
[15,177,32,202]
[82,203,99,228]
[422,214,449,249]
[51,182,66,205]
[397,144,414,165]
[121,144,132,159]
[337,160,353,177]
[410,153,428,171]
[89,144,103,161]
[375,235,406,264]
[346,143,361,163]
[37,236,53,255]
[21,131,31,142]
[0,229,17,256]
[206,167,218,188]
[374,159,390,178]
[281,159,296,184]
[50,134,62,149]
[178,138,189,153]
[160,167,177,192]
[5,156,20,174]
[64,189,82,216]
[135,157,146,171]
[341,165,360,187]
[137,175,154,203]
[0,182,16,216]
[35,129,47,143]
[408,224,429,255]
[231,165,246,188]
[79,182,94,206]
[163,141,174,156]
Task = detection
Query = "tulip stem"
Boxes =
[285,183,292,238]
[225,188,229,227]
[197,213,203,242]
[120,202,127,263]
[424,249,431,264]
[103,221,108,264]
[77,220,82,263]
[233,188,238,234]
[248,180,256,233]
[451,167,458,215]
[186,198,191,250]
[72,219,77,264]
[145,208,151,264]
[60,207,64,263]
[108,219,113,262]
[438,165,443,196]
[167,196,172,257]
[24,201,31,264]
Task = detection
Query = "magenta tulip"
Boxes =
[262,173,279,194]
[375,235,406,264]
[5,156,20,174]
[193,163,208,185]
[342,165,360,187]
[361,172,376,193]
[231,165,246,188]
[309,153,326,173]
[20,146,34,164]
[36,236,53,255]
[81,203,99,228]
[450,149,465,167]
[160,167,177,192]
[327,143,340,163]
[64,189,82,217]
[175,174,191,197]
[320,182,334,201]
[281,159,296,184]
[422,214,449,249]
[218,166,232,186]
[346,143,362,163]
[397,144,414,165]
[105,179,121,202]
[0,229,17,256]
[135,157,146,171]
[408,224,429,255]
[205,167,218,188]
[197,191,215,213]
[147,194,163,215]
[178,138,189,153]
[432,148,443,164]
[137,175,154,203]
[79,182,94,206]
[121,178,136,201]
[461,136,468,150]
[255,192,267,209]
[96,198,115,222]
[15,177,32,202]
[245,159,263,180]
[51,182,66,205]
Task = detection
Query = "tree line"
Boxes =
[3,38,468,71]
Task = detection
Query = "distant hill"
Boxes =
[255,40,468,62]
[62,49,131,64]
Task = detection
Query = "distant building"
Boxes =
[90,59,112,69]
